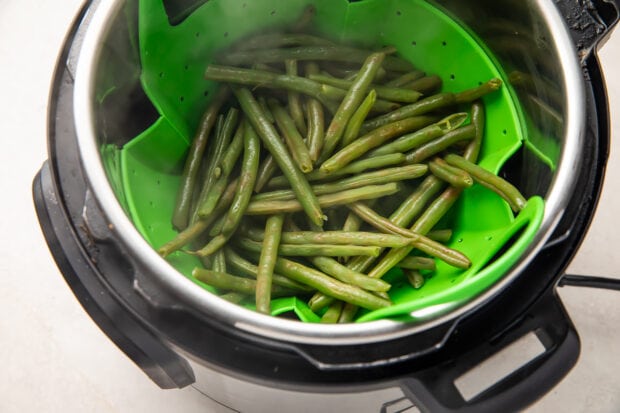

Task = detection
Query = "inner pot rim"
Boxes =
[72,0,586,346]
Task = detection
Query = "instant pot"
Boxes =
[33,0,620,411]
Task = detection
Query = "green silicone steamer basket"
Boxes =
[108,0,548,323]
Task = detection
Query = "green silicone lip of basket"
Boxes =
[110,0,546,323]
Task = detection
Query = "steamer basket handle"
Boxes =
[395,290,578,413]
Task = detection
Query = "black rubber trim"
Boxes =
[34,162,194,389]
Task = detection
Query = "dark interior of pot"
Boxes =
[89,0,577,323]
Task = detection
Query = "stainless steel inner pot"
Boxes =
[72,0,585,345]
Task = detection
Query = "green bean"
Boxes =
[429,158,474,188]
[309,74,423,103]
[245,183,400,215]
[172,87,229,230]
[218,46,414,72]
[265,153,406,189]
[193,268,298,296]
[325,94,400,114]
[444,154,527,212]
[218,121,246,176]
[212,249,227,273]
[223,247,312,291]
[194,108,240,220]
[407,185,462,234]
[254,155,278,193]
[321,301,344,324]
[306,98,325,162]
[323,153,406,177]
[195,117,243,222]
[245,228,414,248]
[404,269,425,289]
[320,116,438,173]
[221,124,261,234]
[196,176,228,220]
[291,220,392,293]
[399,256,436,271]
[407,75,442,95]
[338,302,359,323]
[233,87,324,226]
[279,220,392,300]
[360,79,501,132]
[159,179,239,257]
[347,201,470,269]
[454,78,502,104]
[321,65,386,81]
[204,108,238,178]
[269,99,313,173]
[368,113,468,157]
[256,214,284,314]
[210,115,225,178]
[285,60,308,136]
[305,63,325,162]
[205,66,397,115]
[404,124,476,164]
[391,176,445,226]
[427,229,453,243]
[269,256,392,310]
[200,252,213,271]
[208,214,226,237]
[258,96,275,123]
[252,63,283,73]
[192,234,228,257]
[342,212,363,233]
[347,203,409,237]
[206,65,344,106]
[464,101,485,162]
[349,103,485,278]
[385,70,426,88]
[234,33,334,51]
[159,220,209,258]
[344,67,388,82]
[194,124,261,256]
[319,51,387,162]
[345,176,444,273]
[252,164,427,202]
[309,294,335,312]
[368,186,463,279]
[362,92,456,132]
[237,237,381,257]
[414,238,470,269]
[220,292,246,304]
[341,90,376,147]
[309,256,391,292]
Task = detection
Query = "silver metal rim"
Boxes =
[73,0,585,346]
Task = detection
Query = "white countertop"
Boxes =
[1,1,619,412]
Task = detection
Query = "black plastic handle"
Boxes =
[555,0,620,60]
[33,162,195,389]
[396,291,579,413]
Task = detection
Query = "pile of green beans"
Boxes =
[160,25,526,323]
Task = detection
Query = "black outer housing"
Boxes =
[32,0,617,411]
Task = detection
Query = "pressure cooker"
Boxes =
[33,0,620,411]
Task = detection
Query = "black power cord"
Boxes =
[559,275,620,291]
